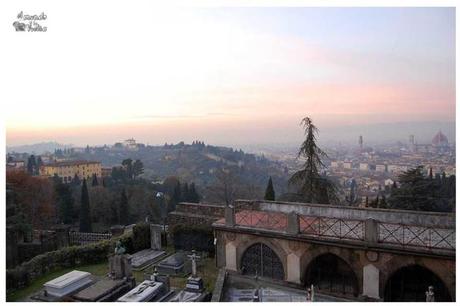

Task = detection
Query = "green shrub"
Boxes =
[6,224,149,293]
[132,222,151,252]
[171,224,214,255]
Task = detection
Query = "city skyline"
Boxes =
[5,6,455,147]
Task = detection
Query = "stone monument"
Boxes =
[43,270,93,298]
[108,240,133,280]
[185,250,204,292]
[150,224,163,250]
[169,250,209,302]
[130,224,166,270]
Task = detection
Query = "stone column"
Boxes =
[225,206,235,227]
[362,264,380,299]
[225,242,237,271]
[287,212,299,235]
[365,218,378,244]
[286,253,301,284]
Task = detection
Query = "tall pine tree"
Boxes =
[79,179,92,232]
[264,177,275,201]
[288,117,338,204]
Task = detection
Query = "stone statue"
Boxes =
[115,240,126,255]
[426,286,435,302]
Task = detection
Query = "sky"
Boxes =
[3,5,456,147]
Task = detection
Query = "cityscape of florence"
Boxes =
[3,3,456,304]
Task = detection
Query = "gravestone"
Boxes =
[168,250,209,302]
[185,250,204,293]
[72,278,132,302]
[156,253,185,275]
[131,249,166,270]
[150,224,163,250]
[43,270,93,298]
[117,280,168,302]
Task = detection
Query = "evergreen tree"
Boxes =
[169,182,182,211]
[91,174,98,186]
[264,177,275,201]
[288,117,338,204]
[119,189,130,225]
[188,182,200,203]
[56,182,74,224]
[182,183,190,202]
[72,174,81,186]
[27,155,36,175]
[36,156,43,175]
[79,179,92,232]
[132,159,144,179]
[387,166,454,212]
[122,159,133,179]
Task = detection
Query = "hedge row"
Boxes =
[171,224,214,255]
[6,223,151,293]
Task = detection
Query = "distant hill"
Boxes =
[73,142,290,200]
[6,142,73,155]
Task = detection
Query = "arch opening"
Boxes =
[240,243,284,280]
[384,265,452,302]
[304,253,359,297]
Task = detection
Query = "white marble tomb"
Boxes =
[43,270,93,297]
[117,280,164,302]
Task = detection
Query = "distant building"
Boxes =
[40,160,102,183]
[359,163,369,171]
[388,164,408,174]
[101,167,112,177]
[124,138,139,151]
[343,162,352,169]
[330,161,340,169]
[432,131,448,147]
[375,164,386,172]
[6,160,25,169]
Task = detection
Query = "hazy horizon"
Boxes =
[5,6,455,147]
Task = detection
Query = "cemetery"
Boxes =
[6,222,217,302]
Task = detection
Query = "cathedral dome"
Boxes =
[432,131,448,146]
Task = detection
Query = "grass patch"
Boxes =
[7,262,108,302]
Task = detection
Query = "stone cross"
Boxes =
[187,250,201,277]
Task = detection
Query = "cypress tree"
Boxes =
[264,177,275,201]
[189,183,200,203]
[36,156,43,175]
[91,174,98,186]
[27,155,36,175]
[119,189,129,225]
[182,183,190,202]
[169,182,181,211]
[79,179,92,232]
[56,183,74,224]
[72,174,81,186]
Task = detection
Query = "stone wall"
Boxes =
[168,202,225,229]
[215,229,456,301]
[234,200,455,227]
